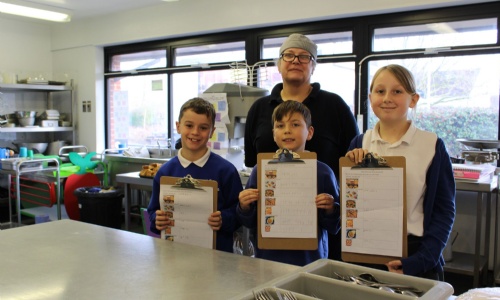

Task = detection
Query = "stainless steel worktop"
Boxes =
[0,220,298,299]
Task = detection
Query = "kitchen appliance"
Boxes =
[456,139,500,164]
[202,83,269,170]
[203,83,268,139]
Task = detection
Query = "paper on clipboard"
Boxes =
[257,150,318,250]
[339,155,407,264]
[159,175,218,249]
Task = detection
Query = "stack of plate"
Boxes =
[40,110,60,120]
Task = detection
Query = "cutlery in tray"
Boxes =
[233,259,454,300]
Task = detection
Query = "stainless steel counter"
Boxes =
[0,220,298,299]
[104,154,171,186]
[116,171,153,230]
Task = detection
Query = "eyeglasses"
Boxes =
[280,53,314,63]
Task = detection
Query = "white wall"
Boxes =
[52,46,105,153]
[0,18,52,83]
[49,0,494,50]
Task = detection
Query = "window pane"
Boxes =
[366,54,500,157]
[110,50,166,72]
[373,18,497,52]
[262,32,353,59]
[171,69,241,142]
[257,62,355,114]
[107,74,168,147]
[174,41,245,66]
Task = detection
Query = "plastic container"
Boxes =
[74,186,124,229]
[232,259,454,300]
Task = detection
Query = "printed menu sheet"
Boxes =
[259,156,317,239]
[341,162,405,260]
[159,176,217,249]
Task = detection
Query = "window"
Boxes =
[373,18,497,52]
[366,17,499,157]
[367,55,500,157]
[174,41,245,66]
[110,50,166,72]
[106,42,246,148]
[367,56,499,158]
[107,74,169,148]
[171,69,245,143]
[256,62,356,114]
[262,32,353,59]
[105,2,500,160]
[260,32,356,113]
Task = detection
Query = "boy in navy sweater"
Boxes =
[147,97,243,253]
[237,100,340,266]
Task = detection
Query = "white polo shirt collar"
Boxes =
[177,148,211,168]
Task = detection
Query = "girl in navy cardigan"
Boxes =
[345,64,455,280]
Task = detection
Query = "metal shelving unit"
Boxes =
[450,177,497,287]
[0,81,75,146]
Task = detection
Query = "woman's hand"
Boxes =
[239,188,259,211]
[345,148,368,164]
[208,210,222,231]
[316,193,335,215]
[386,260,404,274]
[155,210,173,230]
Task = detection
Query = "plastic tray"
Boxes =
[231,259,454,300]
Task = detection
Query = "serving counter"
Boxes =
[0,219,298,299]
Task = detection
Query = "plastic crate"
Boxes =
[232,259,454,300]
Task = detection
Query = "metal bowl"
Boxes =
[18,117,35,127]
[16,111,37,118]
[12,142,48,154]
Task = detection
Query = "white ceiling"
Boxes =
[9,0,500,23]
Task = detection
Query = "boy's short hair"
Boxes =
[178,97,216,126]
[272,100,312,127]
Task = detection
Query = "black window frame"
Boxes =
[104,2,500,148]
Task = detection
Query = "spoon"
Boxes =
[359,273,382,283]
[379,286,396,293]
[400,290,419,298]
[356,274,423,295]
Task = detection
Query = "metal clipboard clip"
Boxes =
[352,152,390,168]
[269,148,305,164]
[174,174,204,189]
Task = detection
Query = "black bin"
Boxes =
[74,186,124,229]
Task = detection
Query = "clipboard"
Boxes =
[339,154,407,264]
[160,175,218,249]
[257,149,318,250]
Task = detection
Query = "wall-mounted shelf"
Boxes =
[0,82,71,92]
[0,127,73,133]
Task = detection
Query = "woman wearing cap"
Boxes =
[244,33,359,260]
